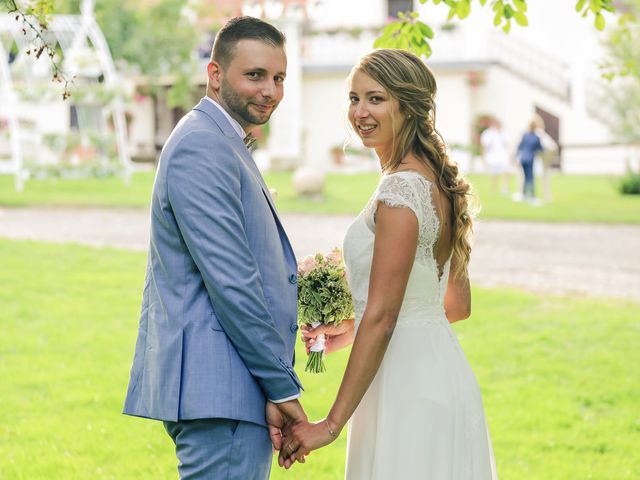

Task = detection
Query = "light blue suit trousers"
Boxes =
[164,419,272,480]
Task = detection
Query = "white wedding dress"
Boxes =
[342,171,497,479]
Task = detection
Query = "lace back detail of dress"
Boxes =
[364,171,442,273]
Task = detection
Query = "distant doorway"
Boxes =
[388,0,413,17]
[535,106,561,168]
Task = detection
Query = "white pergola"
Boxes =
[0,0,132,191]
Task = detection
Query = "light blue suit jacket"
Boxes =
[123,98,302,427]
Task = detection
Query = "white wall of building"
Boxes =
[128,95,155,160]
[307,0,387,29]
[300,71,352,168]
[290,0,626,174]
[431,70,473,148]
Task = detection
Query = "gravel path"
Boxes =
[1,207,638,300]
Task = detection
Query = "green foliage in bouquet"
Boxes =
[297,249,354,373]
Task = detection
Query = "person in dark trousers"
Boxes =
[517,121,544,204]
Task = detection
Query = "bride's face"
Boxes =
[348,70,402,158]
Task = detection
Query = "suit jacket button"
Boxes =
[289,274,297,284]
[290,323,299,333]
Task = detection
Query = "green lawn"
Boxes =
[466,173,640,224]
[0,172,155,208]
[1,170,639,223]
[1,239,638,479]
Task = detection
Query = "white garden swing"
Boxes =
[0,0,132,191]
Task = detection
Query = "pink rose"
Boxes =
[298,255,318,275]
[326,248,343,265]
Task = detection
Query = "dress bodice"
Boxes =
[343,171,451,327]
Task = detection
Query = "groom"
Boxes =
[123,16,306,479]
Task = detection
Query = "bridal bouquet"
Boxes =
[297,248,354,373]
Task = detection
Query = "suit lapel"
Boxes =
[193,98,297,263]
[238,145,297,266]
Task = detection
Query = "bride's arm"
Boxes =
[444,257,471,323]
[286,204,418,460]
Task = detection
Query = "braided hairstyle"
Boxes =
[353,48,475,276]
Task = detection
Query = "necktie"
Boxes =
[244,133,257,151]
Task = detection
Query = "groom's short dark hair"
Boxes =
[211,16,286,67]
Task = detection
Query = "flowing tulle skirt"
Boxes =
[345,317,497,480]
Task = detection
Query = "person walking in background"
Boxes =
[516,120,544,205]
[480,118,511,195]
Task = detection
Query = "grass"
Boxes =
[0,239,639,479]
[1,170,639,223]
[467,173,640,224]
[0,172,155,208]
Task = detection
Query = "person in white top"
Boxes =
[480,118,512,195]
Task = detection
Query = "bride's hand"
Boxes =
[301,319,355,354]
[285,418,340,463]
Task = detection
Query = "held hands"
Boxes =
[301,318,355,355]
[266,400,309,468]
[266,401,341,469]
[282,418,341,465]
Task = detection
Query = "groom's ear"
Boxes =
[207,61,222,89]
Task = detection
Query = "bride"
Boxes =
[282,48,497,479]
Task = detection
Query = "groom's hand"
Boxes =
[266,401,286,451]
[266,401,307,467]
[274,399,308,469]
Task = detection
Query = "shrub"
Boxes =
[620,171,640,195]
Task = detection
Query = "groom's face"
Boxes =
[212,39,287,131]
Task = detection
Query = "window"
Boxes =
[388,0,413,17]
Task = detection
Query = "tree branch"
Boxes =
[4,0,73,99]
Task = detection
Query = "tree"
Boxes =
[1,0,72,96]
[602,0,640,143]
[3,0,636,104]
[375,0,618,57]
[88,0,207,109]
[1,0,212,107]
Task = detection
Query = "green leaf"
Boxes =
[513,11,528,26]
[595,12,605,31]
[373,36,385,48]
[418,21,435,39]
[513,0,527,12]
[493,10,503,26]
[383,21,401,35]
[576,0,587,13]
[456,0,471,19]
[502,20,512,33]
[504,5,514,19]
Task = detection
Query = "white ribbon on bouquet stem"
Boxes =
[309,321,326,353]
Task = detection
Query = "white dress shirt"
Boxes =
[203,96,245,139]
